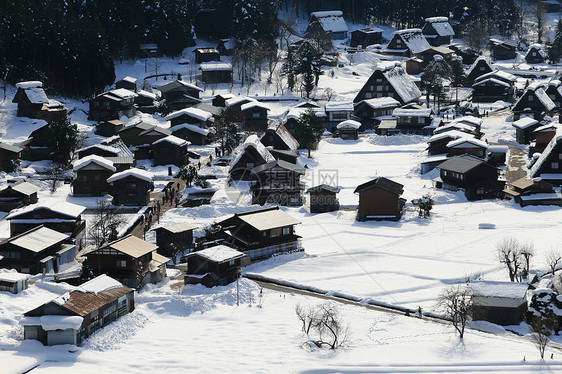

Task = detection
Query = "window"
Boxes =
[552,162,559,169]
[116,260,126,267]
[252,112,260,118]
[377,86,383,91]
[550,94,556,100]
[77,175,86,181]
[443,170,448,176]
[365,92,372,99]
[282,227,290,235]
[246,162,254,168]
[479,66,486,71]
[418,117,425,124]
[559,153,562,160]
[126,182,136,191]
[93,175,100,181]
[228,259,235,266]
[476,187,485,195]
[270,228,282,237]
[369,85,374,91]
[528,95,534,101]
[376,78,383,83]
[532,52,536,56]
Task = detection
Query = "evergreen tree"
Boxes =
[294,41,323,99]
[548,19,562,63]
[46,118,79,168]
[296,109,324,158]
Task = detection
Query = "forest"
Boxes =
[0,0,521,98]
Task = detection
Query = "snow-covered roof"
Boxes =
[380,65,422,103]
[165,107,213,122]
[77,274,123,294]
[137,90,158,100]
[16,81,43,89]
[107,168,154,183]
[22,315,84,331]
[8,181,40,196]
[357,97,400,110]
[336,120,362,130]
[119,76,137,84]
[533,123,559,133]
[310,10,348,33]
[284,107,326,122]
[515,85,555,112]
[392,108,432,117]
[466,57,491,77]
[526,44,547,59]
[200,62,233,71]
[275,125,300,150]
[156,80,203,92]
[229,135,275,172]
[8,226,69,253]
[236,208,301,231]
[470,281,528,299]
[75,144,120,156]
[447,138,487,149]
[512,117,538,129]
[393,29,431,54]
[478,70,517,83]
[325,101,354,112]
[226,96,256,107]
[152,135,189,147]
[0,271,30,283]
[488,145,508,153]
[73,155,116,172]
[473,78,511,88]
[241,101,271,112]
[428,130,473,143]
[108,88,137,99]
[424,17,454,37]
[434,123,475,134]
[193,245,245,263]
[7,201,86,220]
[531,127,562,177]
[451,116,483,127]
[24,87,49,104]
[170,123,210,136]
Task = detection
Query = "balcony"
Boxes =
[243,239,303,261]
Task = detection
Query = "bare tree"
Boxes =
[546,248,562,275]
[437,285,472,339]
[463,18,489,51]
[278,17,297,51]
[497,237,523,282]
[89,199,124,248]
[322,87,337,101]
[135,259,150,291]
[296,303,350,349]
[520,242,535,279]
[529,315,553,359]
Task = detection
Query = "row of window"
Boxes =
[365,92,394,99]
[442,170,464,180]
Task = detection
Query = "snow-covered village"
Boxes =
[3,0,562,372]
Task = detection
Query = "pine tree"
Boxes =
[549,19,562,63]
[296,109,324,158]
[46,118,79,168]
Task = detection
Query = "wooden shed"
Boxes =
[72,155,116,197]
[0,143,22,172]
[0,181,39,212]
[185,245,246,287]
[350,28,383,48]
[194,48,220,64]
[155,223,196,258]
[152,135,189,166]
[200,62,233,84]
[354,177,405,221]
[0,271,29,294]
[107,168,154,206]
[306,185,340,213]
[470,281,528,326]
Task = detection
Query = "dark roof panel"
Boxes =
[354,177,404,195]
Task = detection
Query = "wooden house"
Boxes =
[212,93,235,107]
[466,57,493,84]
[487,145,508,166]
[0,143,22,172]
[336,120,361,140]
[525,44,546,64]
[20,124,52,161]
[200,62,233,84]
[139,43,158,57]
[6,201,86,248]
[427,130,474,155]
[156,80,203,110]
[350,28,383,48]
[135,90,159,113]
[529,128,562,185]
[95,119,125,137]
[225,96,257,122]
[118,121,171,147]
[21,274,134,345]
[385,29,431,57]
[194,48,220,64]
[241,101,270,131]
[115,76,137,91]
[170,123,211,146]
[503,177,561,206]
[216,206,302,260]
[165,107,214,128]
[184,245,246,287]
[269,149,299,165]
[282,104,327,145]
[76,143,120,159]
[306,11,348,40]
[216,38,236,56]
[472,70,517,103]
[154,223,196,258]
[392,107,434,134]
[449,116,483,133]
[251,160,305,206]
[152,136,189,166]
[0,181,39,212]
[107,168,154,206]
[306,185,340,213]
[260,124,300,151]
[324,102,354,128]
[489,39,517,60]
[353,97,400,128]
[229,135,275,180]
[86,235,168,289]
[0,226,74,274]
[512,82,555,121]
[470,281,528,326]
[405,57,422,75]
[354,64,421,105]
[0,271,29,294]
[72,156,115,197]
[512,117,540,144]
[545,80,562,112]
[448,44,479,65]
[530,123,559,155]
[12,81,67,121]
[354,177,405,221]
[436,155,502,200]
[88,88,137,121]
[422,17,454,46]
[446,138,487,158]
